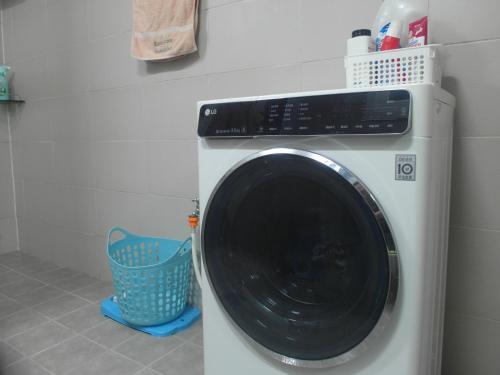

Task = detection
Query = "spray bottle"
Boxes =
[373,0,427,50]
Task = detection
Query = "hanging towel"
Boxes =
[131,0,199,61]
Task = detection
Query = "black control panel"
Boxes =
[198,90,411,137]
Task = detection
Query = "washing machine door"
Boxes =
[202,148,399,368]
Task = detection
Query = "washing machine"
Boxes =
[196,84,455,375]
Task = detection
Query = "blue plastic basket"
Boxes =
[107,227,192,326]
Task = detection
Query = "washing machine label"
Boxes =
[395,154,416,181]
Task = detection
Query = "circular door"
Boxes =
[202,148,398,368]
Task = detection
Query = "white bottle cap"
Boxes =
[386,20,402,38]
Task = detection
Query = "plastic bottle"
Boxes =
[347,29,375,56]
[372,0,427,50]
[380,20,402,51]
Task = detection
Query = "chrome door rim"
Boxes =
[201,148,400,369]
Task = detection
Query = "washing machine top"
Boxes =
[198,89,412,137]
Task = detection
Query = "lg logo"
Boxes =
[205,108,217,116]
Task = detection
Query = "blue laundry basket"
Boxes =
[107,227,192,326]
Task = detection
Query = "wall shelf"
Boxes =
[0,97,25,103]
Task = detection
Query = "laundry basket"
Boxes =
[107,227,192,326]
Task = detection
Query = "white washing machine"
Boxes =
[196,84,455,375]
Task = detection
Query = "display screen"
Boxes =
[198,90,411,137]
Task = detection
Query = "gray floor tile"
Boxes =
[0,271,27,287]
[0,253,40,268]
[6,258,45,271]
[16,261,60,277]
[56,304,106,332]
[114,334,183,366]
[191,332,203,347]
[33,336,103,375]
[66,351,143,375]
[14,285,65,307]
[0,297,25,319]
[82,319,137,348]
[2,359,52,375]
[0,278,46,298]
[0,341,24,369]
[73,281,114,302]
[151,342,203,375]
[175,319,203,341]
[32,293,89,318]
[7,321,74,356]
[52,274,99,292]
[34,268,81,284]
[0,309,49,339]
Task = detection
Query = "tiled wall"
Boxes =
[0,0,499,373]
[0,13,18,255]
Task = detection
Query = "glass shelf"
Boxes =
[0,98,25,103]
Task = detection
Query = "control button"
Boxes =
[385,123,396,132]
[339,124,350,130]
[368,123,381,131]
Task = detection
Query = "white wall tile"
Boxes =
[2,0,47,62]
[55,186,97,233]
[88,32,141,91]
[49,95,92,141]
[147,140,198,198]
[87,0,132,41]
[0,110,10,142]
[430,0,500,44]
[53,141,95,187]
[450,138,500,231]
[65,231,110,280]
[45,0,88,52]
[45,48,90,98]
[15,179,25,219]
[12,141,54,183]
[96,190,192,238]
[202,0,244,10]
[0,142,13,179]
[10,100,52,142]
[143,76,209,140]
[9,55,48,101]
[442,41,500,137]
[0,217,18,253]
[94,141,148,193]
[23,182,58,223]
[208,65,301,99]
[90,86,145,141]
[299,0,381,61]
[447,227,500,321]
[18,218,57,261]
[0,180,14,220]
[207,0,301,72]
[301,58,346,91]
[442,312,500,375]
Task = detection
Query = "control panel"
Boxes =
[198,90,411,137]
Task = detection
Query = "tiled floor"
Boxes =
[0,251,203,375]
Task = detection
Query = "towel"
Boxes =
[131,0,199,61]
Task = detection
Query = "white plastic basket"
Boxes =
[345,44,442,89]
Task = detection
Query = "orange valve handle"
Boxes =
[188,214,199,229]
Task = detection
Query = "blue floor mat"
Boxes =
[100,296,201,337]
